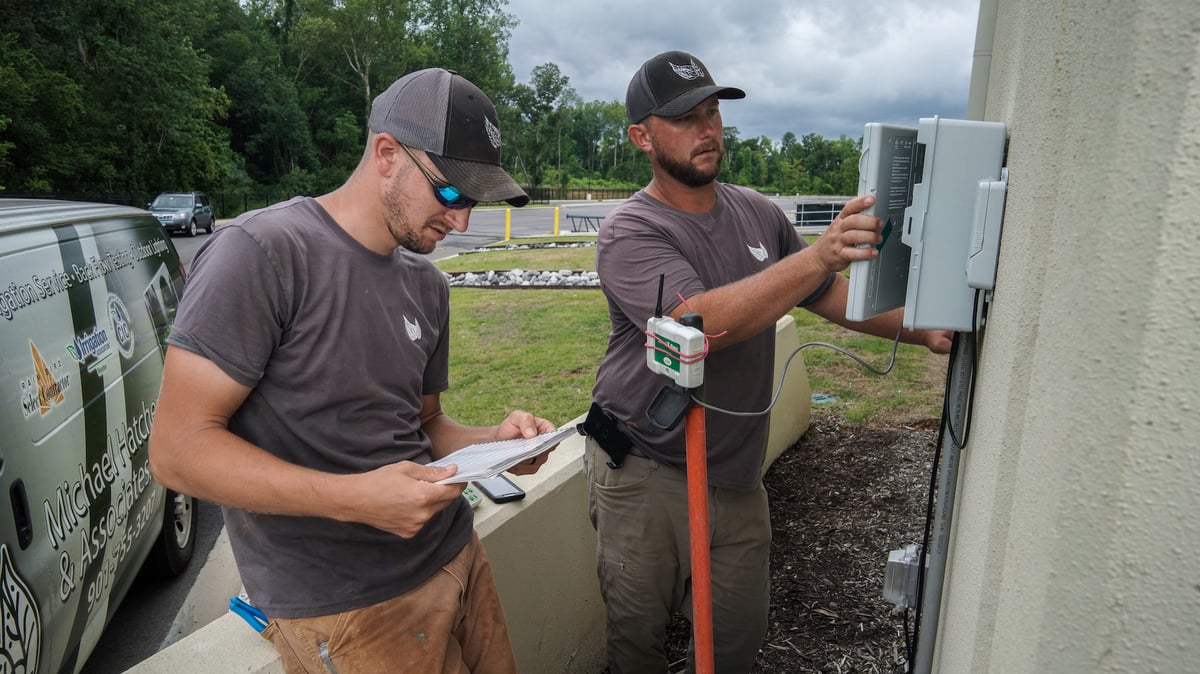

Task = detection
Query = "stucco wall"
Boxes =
[934,1,1200,672]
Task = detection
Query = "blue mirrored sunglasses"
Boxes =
[399,145,477,209]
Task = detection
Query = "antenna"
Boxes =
[655,274,665,318]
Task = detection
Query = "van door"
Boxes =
[0,205,186,673]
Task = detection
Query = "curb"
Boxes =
[157,525,244,651]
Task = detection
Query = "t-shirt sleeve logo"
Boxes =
[404,316,422,342]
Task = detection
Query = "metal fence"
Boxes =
[523,187,638,204]
[794,199,850,228]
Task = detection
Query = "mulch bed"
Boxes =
[631,410,938,674]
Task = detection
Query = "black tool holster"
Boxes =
[577,402,633,469]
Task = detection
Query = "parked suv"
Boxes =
[0,199,198,674]
[148,192,214,236]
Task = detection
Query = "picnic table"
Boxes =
[564,213,603,232]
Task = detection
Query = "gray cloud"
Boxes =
[504,0,979,142]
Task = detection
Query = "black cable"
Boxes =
[692,322,905,417]
[906,290,989,670]
[906,332,956,670]
[901,607,913,667]
[654,274,665,319]
[946,290,983,448]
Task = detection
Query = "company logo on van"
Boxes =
[26,340,72,417]
[106,293,135,358]
[0,544,41,673]
[66,326,113,374]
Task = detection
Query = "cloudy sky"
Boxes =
[503,0,981,143]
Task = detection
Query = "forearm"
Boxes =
[419,400,555,463]
[838,311,951,353]
[150,422,356,521]
[421,412,502,460]
[671,248,833,349]
[834,308,914,343]
[150,421,467,539]
[807,276,951,352]
[150,350,466,538]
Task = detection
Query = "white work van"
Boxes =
[0,199,197,673]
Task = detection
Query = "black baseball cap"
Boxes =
[368,68,529,207]
[625,51,746,124]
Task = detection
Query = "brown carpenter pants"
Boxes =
[260,532,518,674]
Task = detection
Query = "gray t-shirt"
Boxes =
[168,196,471,618]
[593,184,833,491]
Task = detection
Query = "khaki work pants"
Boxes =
[584,438,771,674]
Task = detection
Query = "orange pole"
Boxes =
[686,403,714,674]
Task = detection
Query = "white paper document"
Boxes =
[429,426,578,484]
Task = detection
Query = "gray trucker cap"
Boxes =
[369,68,529,207]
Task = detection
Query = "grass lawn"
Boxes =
[437,239,946,428]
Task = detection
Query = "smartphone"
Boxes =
[473,474,526,504]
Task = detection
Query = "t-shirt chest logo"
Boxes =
[747,242,768,262]
[404,316,422,342]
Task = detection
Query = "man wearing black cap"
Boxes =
[150,68,556,673]
[584,51,951,672]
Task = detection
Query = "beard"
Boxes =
[649,133,723,187]
[383,178,435,254]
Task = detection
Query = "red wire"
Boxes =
[644,336,708,363]
[676,292,728,340]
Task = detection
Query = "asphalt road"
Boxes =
[77,195,810,672]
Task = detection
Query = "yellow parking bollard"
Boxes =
[554,206,560,236]
[505,208,511,241]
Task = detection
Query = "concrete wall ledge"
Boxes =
[129,316,810,673]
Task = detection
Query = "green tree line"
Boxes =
[0,0,861,201]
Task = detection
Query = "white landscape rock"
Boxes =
[444,243,601,288]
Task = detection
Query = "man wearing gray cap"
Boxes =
[583,51,951,672]
[150,68,557,673]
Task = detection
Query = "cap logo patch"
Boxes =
[669,59,706,81]
[484,116,501,149]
